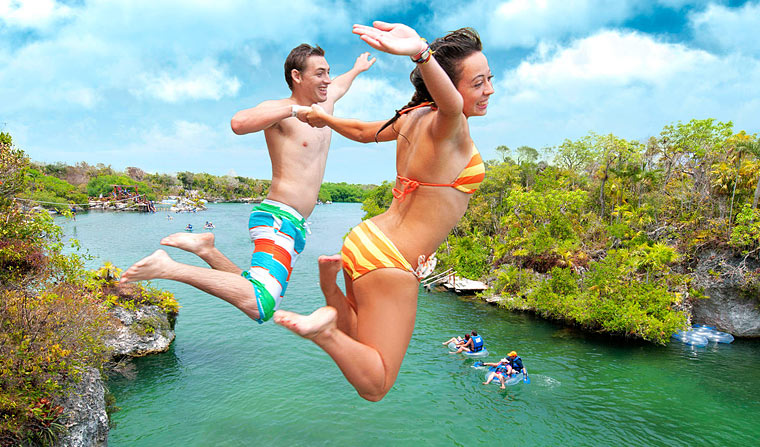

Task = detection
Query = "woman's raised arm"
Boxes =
[305,104,397,143]
[353,22,464,136]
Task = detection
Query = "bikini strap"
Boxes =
[393,175,456,202]
[392,176,420,202]
[397,101,436,116]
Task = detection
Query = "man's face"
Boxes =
[296,55,331,102]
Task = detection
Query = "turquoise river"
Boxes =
[58,203,760,446]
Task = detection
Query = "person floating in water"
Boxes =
[482,358,511,389]
[120,44,375,324]
[505,351,527,378]
[442,334,467,346]
[451,330,485,354]
[273,22,492,401]
[185,224,193,232]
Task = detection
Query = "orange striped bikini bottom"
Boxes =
[341,220,436,282]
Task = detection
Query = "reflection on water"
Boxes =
[57,204,760,447]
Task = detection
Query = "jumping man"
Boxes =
[120,45,375,323]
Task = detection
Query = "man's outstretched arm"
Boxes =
[231,99,309,135]
[327,52,376,103]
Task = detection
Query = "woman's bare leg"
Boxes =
[120,249,261,320]
[317,255,357,336]
[275,268,418,401]
[160,232,242,274]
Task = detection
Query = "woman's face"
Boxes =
[456,51,494,118]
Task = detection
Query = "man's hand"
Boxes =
[304,104,327,128]
[353,52,376,73]
[293,105,312,123]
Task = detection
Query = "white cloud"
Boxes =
[0,0,73,29]
[690,1,760,56]
[134,59,241,102]
[510,30,712,87]
[475,29,760,158]
[436,0,636,49]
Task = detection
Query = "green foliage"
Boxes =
[87,174,153,200]
[0,135,179,444]
[318,182,366,203]
[1,163,115,443]
[361,181,394,219]
[730,204,760,252]
[455,118,757,344]
[437,234,491,279]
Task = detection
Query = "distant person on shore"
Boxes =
[273,22,491,401]
[120,45,375,324]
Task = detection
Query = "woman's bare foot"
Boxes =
[161,232,215,255]
[273,306,337,340]
[120,249,174,283]
[318,254,343,292]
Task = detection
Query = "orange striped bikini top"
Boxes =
[391,102,486,201]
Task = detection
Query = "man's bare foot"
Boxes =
[318,254,342,292]
[500,385,506,389]
[273,306,337,340]
[120,249,174,283]
[160,232,215,255]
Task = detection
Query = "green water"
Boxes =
[58,203,760,446]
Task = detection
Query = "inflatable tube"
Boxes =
[464,349,489,358]
[447,342,489,358]
[484,370,524,386]
[671,330,708,347]
[691,325,734,343]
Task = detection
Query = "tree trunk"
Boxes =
[753,177,760,210]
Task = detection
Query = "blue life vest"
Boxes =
[509,356,524,372]
[495,362,509,374]
[471,335,484,352]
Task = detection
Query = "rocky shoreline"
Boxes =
[481,247,760,338]
[54,305,177,447]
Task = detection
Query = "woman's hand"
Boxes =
[352,21,427,56]
[304,104,328,128]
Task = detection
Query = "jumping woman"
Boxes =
[274,21,493,401]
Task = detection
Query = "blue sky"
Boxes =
[2,0,759,184]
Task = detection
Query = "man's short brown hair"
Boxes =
[284,44,325,91]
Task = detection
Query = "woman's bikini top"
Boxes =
[391,102,486,202]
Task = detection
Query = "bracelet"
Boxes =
[411,43,433,64]
[291,105,310,117]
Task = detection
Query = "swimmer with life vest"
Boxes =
[482,351,527,388]
[451,330,485,354]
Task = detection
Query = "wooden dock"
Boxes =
[422,269,488,295]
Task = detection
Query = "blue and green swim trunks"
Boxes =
[241,199,306,323]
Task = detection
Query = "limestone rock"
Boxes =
[690,249,760,337]
[54,368,108,447]
[106,305,176,357]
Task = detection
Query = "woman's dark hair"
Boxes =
[375,27,482,141]
[284,44,325,91]
[464,333,471,340]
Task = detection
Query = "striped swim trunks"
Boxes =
[341,219,436,281]
[241,199,306,323]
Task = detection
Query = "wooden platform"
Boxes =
[422,269,488,295]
